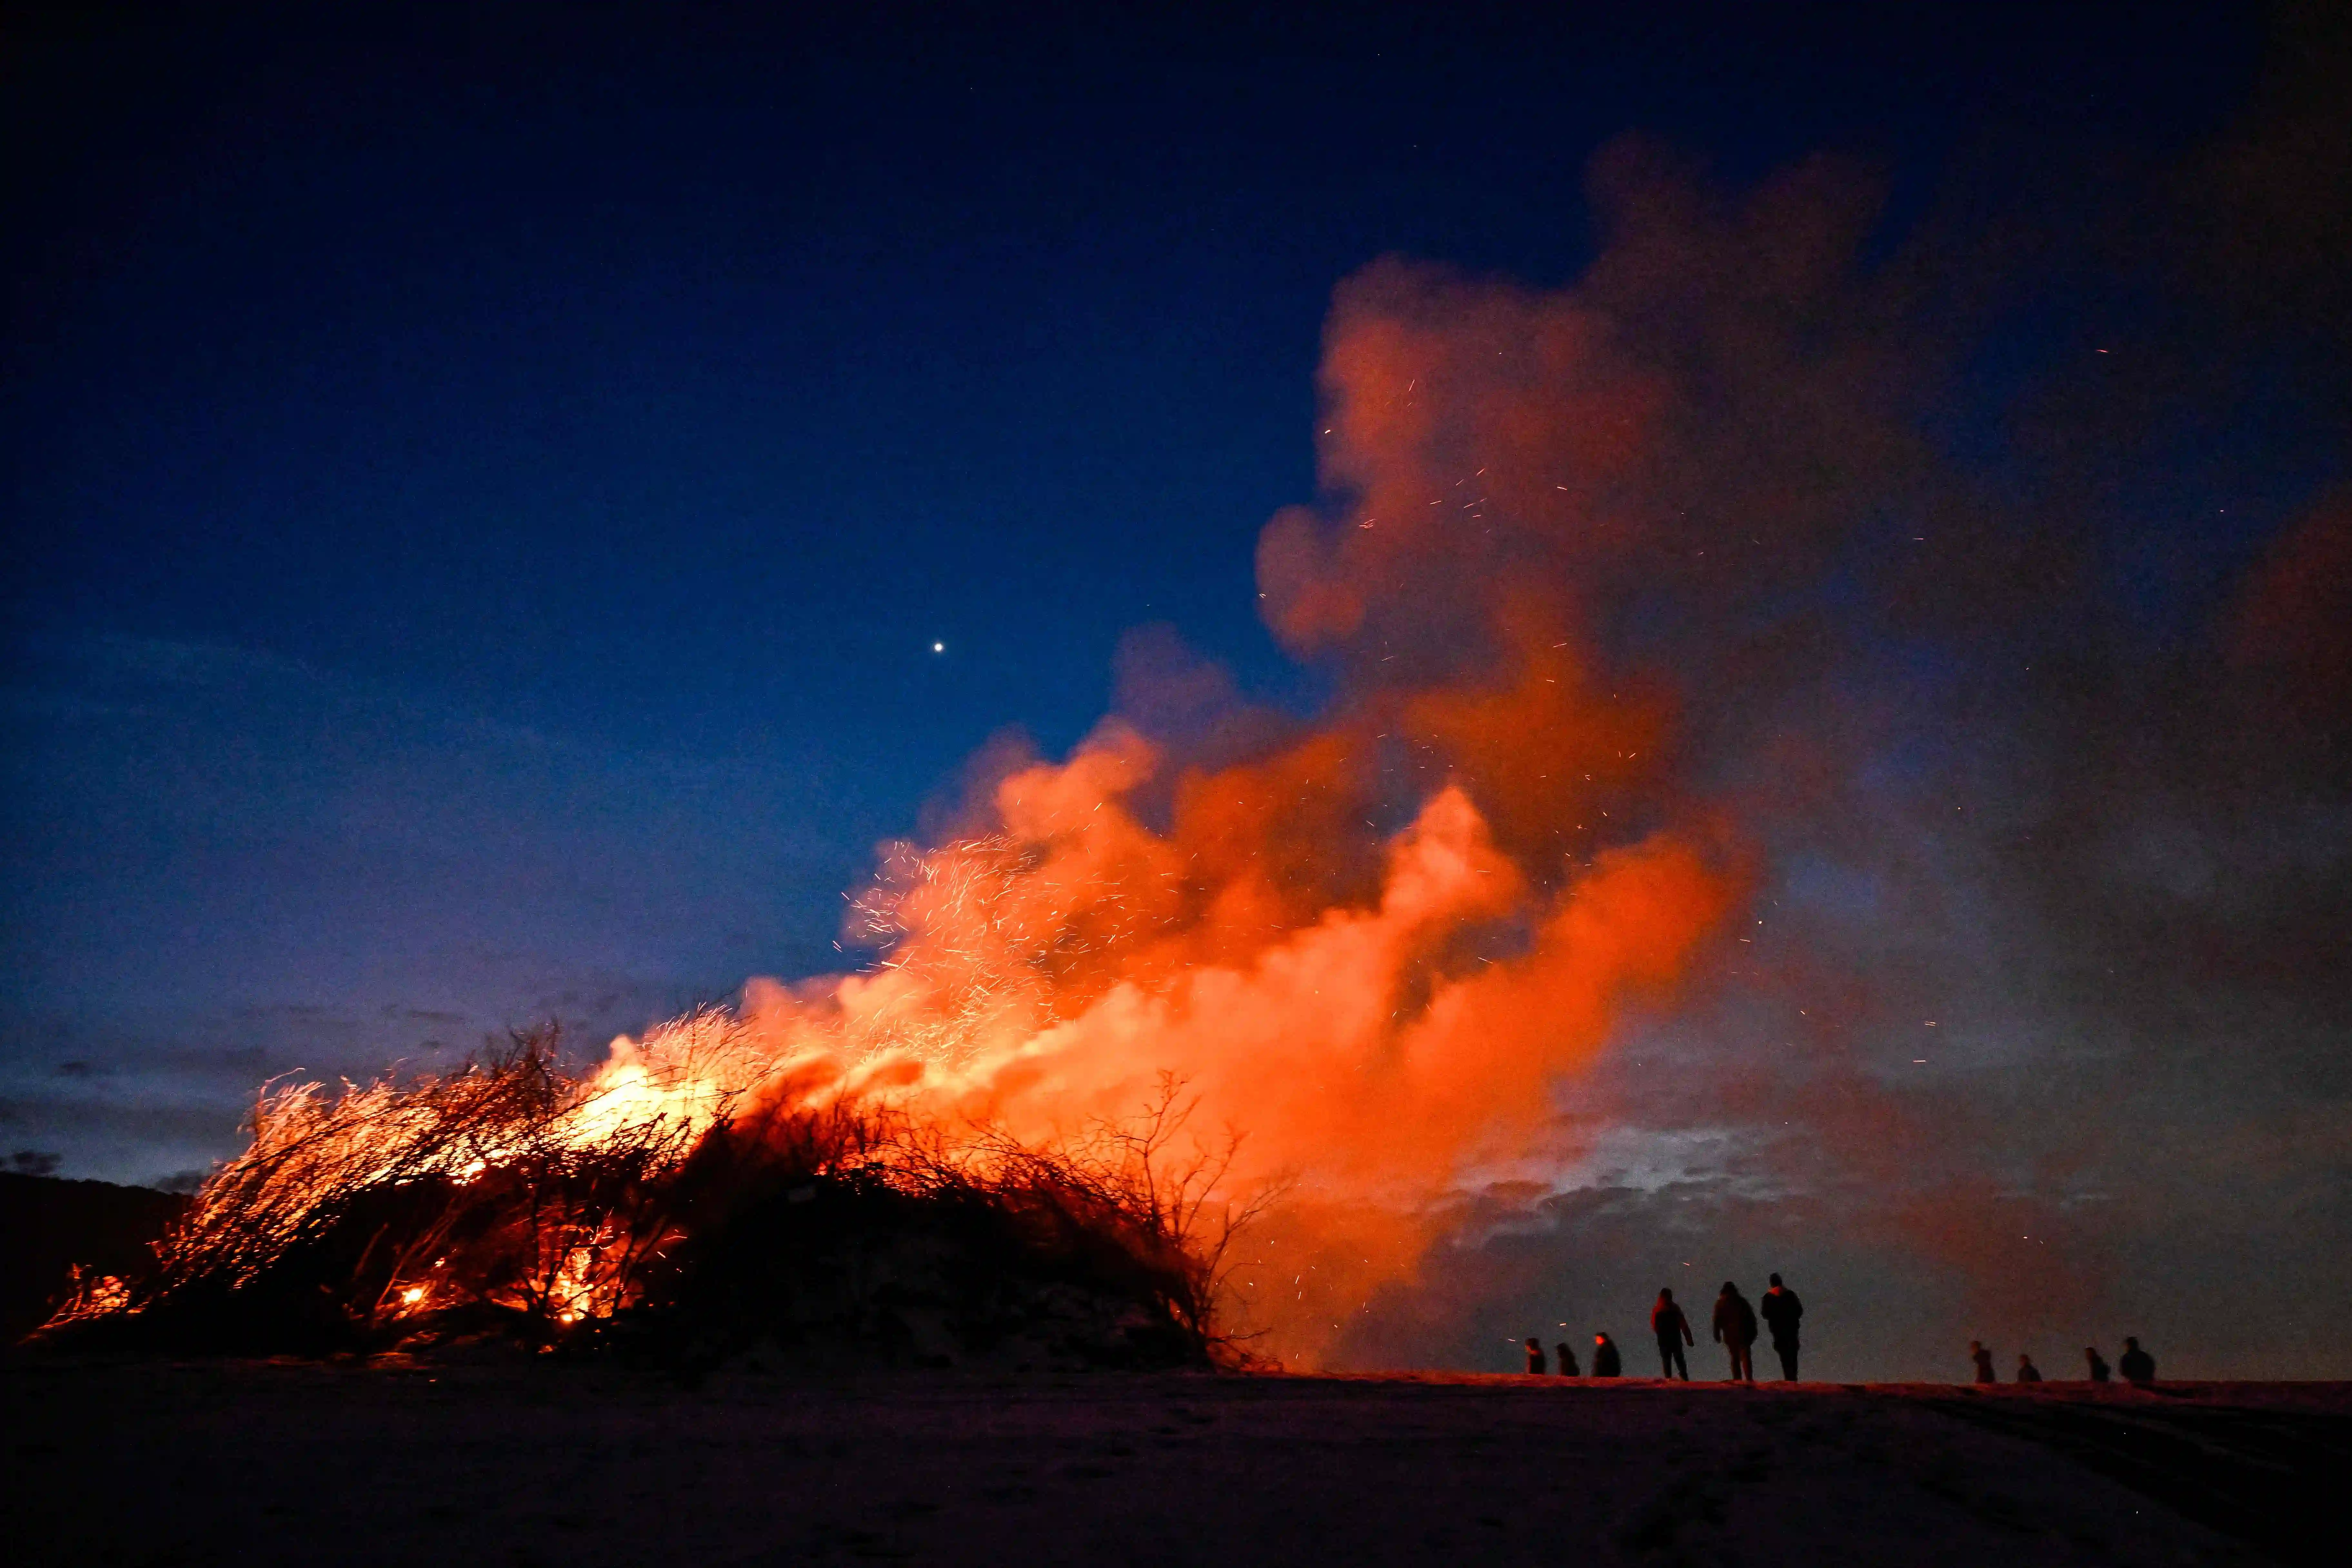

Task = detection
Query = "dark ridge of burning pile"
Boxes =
[0,1173,191,1343]
[32,1033,1245,1370]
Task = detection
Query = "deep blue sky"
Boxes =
[11,2,2262,755]
[0,0,2272,1146]
[10,2,2347,1377]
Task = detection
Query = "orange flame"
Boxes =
[599,729,1734,1361]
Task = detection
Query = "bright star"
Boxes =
[931,641,945,653]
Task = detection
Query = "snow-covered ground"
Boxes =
[7,1361,2342,1565]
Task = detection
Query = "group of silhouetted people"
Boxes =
[1524,1274,1806,1382]
[1525,1333,1627,1377]
[1973,1336,2157,1385]
[1524,1279,2166,1388]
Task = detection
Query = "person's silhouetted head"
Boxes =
[1970,1340,1983,1352]
[1659,1288,1674,1302]
[1769,1273,1783,1287]
[2124,1336,2139,1350]
[1721,1280,1738,1295]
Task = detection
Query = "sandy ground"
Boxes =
[6,1359,2345,1567]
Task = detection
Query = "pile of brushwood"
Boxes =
[33,1031,1264,1370]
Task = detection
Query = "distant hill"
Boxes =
[0,1172,190,1343]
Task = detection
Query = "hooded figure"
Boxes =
[1759,1273,1804,1381]
[2016,1354,2043,1384]
[1525,1337,1547,1375]
[1970,1341,1996,1383]
[2086,1346,2111,1383]
[1555,1341,1579,1377]
[1712,1282,1758,1382]
[1651,1288,1695,1380]
[2118,1337,2156,1385]
[1592,1334,1623,1378]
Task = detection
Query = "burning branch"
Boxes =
[36,1033,1271,1368]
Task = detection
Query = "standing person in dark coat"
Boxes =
[1970,1341,1996,1383]
[2118,1337,2156,1385]
[2086,1346,2111,1383]
[1592,1333,1623,1377]
[2016,1353,2042,1384]
[1650,1288,1694,1380]
[1712,1282,1758,1382]
[1555,1341,1580,1376]
[1525,1337,1547,1374]
[1760,1273,1803,1381]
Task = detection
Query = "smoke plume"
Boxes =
[603,17,2351,1371]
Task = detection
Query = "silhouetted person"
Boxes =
[2016,1353,2042,1384]
[1651,1288,1694,1380]
[1969,1340,1995,1383]
[1760,1273,1803,1381]
[2086,1346,2111,1383]
[1526,1337,1547,1375]
[1712,1281,1757,1382]
[1555,1341,1579,1377]
[1592,1333,1623,1377]
[2118,1336,2156,1385]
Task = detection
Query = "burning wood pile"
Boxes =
[37,1026,1256,1368]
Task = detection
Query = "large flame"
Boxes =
[592,792,1731,1357]
[597,687,1735,1364]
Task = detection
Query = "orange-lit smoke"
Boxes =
[595,184,1805,1363]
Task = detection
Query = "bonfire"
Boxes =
[40,1020,1264,1368]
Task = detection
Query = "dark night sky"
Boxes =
[5,3,2346,1376]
